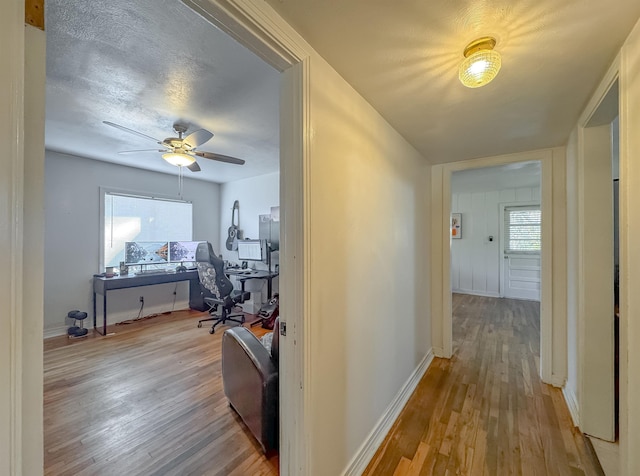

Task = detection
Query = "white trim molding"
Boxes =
[342,350,435,476]
[43,326,69,340]
[452,290,500,299]
[563,385,580,427]
[2,0,27,473]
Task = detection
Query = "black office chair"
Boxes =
[196,242,250,334]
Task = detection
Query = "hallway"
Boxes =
[364,294,601,475]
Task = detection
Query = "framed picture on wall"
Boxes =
[451,213,462,239]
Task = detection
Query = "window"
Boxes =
[504,206,541,253]
[103,191,193,269]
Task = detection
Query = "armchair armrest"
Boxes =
[222,327,278,452]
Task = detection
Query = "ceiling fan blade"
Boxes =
[184,129,213,148]
[103,121,161,144]
[117,149,166,155]
[186,161,201,172]
[194,151,245,165]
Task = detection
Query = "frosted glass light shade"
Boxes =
[162,152,196,167]
[458,37,501,88]
[459,49,501,88]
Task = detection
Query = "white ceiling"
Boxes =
[46,1,640,184]
[265,0,640,164]
[45,0,280,184]
[451,161,540,194]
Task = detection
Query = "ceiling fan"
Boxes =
[103,121,245,172]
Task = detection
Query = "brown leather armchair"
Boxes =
[221,318,279,453]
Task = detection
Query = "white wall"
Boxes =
[451,186,540,297]
[219,172,279,310]
[305,55,431,475]
[43,151,221,336]
[219,172,279,260]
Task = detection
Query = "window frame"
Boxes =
[99,187,193,271]
[504,204,542,255]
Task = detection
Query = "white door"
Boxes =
[503,253,541,300]
[501,205,541,301]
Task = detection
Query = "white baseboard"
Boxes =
[432,346,446,358]
[452,289,500,298]
[44,301,192,340]
[547,374,566,388]
[43,325,68,339]
[342,349,435,476]
[562,385,580,427]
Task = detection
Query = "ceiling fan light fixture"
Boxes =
[459,37,501,88]
[162,152,196,167]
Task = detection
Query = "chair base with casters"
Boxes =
[197,291,250,334]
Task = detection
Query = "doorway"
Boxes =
[578,79,619,442]
[450,162,542,302]
[10,0,310,473]
[432,148,559,385]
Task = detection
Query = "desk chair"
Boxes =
[195,242,250,334]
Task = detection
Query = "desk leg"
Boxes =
[103,293,107,335]
[94,292,107,336]
[93,291,97,330]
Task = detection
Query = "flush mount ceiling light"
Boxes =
[459,36,501,88]
[162,151,196,167]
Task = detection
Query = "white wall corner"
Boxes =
[562,385,580,427]
[432,346,446,358]
[342,349,435,476]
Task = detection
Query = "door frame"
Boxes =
[499,201,542,300]
[180,2,313,473]
[431,148,560,385]
[576,63,619,441]
[8,0,314,474]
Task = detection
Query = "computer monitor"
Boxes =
[237,239,264,261]
[169,241,204,263]
[124,241,169,265]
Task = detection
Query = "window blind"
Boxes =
[504,206,541,253]
[103,192,193,268]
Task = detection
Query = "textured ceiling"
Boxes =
[45,0,280,183]
[265,0,640,164]
[46,1,640,179]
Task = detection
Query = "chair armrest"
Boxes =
[204,296,224,307]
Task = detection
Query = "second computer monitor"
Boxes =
[237,239,264,261]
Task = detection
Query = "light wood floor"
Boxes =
[363,294,602,476]
[44,310,278,476]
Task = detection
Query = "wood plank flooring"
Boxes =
[363,294,601,476]
[44,310,278,476]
